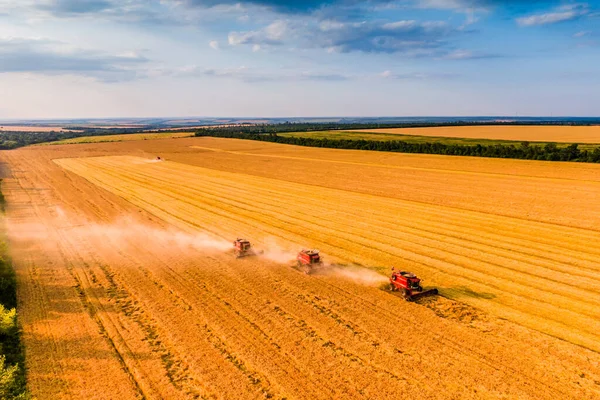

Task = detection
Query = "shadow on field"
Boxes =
[444,285,496,300]
[23,283,112,323]
[27,336,155,362]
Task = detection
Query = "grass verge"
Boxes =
[0,179,30,399]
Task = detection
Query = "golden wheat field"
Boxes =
[356,125,600,143]
[1,136,600,399]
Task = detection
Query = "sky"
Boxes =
[0,0,599,118]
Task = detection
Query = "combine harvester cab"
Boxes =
[389,268,438,301]
[296,249,323,274]
[233,239,262,258]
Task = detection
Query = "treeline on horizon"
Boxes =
[190,120,599,135]
[195,126,600,163]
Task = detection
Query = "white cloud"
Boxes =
[441,49,498,60]
[209,40,220,50]
[0,36,147,81]
[165,65,459,83]
[228,20,290,46]
[382,20,417,30]
[418,0,465,9]
[319,20,345,31]
[228,18,458,55]
[167,65,356,82]
[416,0,489,12]
[378,69,459,79]
[573,30,590,38]
[516,5,589,27]
[264,20,288,40]
[461,9,479,27]
[228,20,295,47]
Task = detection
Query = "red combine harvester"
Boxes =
[297,249,323,274]
[389,268,438,301]
[233,239,262,258]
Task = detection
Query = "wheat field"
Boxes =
[54,154,600,351]
[2,137,599,399]
[355,125,600,143]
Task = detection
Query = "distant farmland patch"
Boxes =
[0,125,79,133]
[353,125,600,144]
[43,131,195,145]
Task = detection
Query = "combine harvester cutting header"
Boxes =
[389,268,438,301]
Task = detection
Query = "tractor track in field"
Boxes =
[106,250,270,399]
[309,274,566,398]
[234,257,567,399]
[188,254,571,399]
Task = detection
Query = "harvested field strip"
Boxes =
[108,239,568,399]
[3,174,149,399]
[54,156,600,353]
[90,246,281,399]
[89,228,432,398]
[91,225,402,399]
[181,254,574,400]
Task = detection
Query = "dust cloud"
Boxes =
[321,264,389,286]
[7,210,386,287]
[256,238,388,286]
[259,237,298,264]
[69,221,232,253]
[6,215,231,254]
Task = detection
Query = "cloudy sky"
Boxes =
[1,0,598,118]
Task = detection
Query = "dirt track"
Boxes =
[2,138,600,399]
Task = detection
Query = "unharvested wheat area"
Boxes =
[2,136,600,399]
[355,125,600,143]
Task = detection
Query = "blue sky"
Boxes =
[0,0,598,118]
